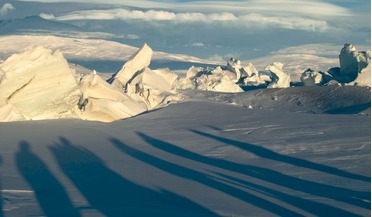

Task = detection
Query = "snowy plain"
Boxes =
[0,0,370,215]
[0,30,370,217]
[0,97,370,216]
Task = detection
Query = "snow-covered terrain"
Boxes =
[0,99,370,216]
[0,27,370,217]
[0,37,370,123]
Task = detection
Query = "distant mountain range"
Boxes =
[0,15,352,78]
[0,15,83,34]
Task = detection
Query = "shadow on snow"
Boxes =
[49,137,217,217]
[12,133,370,217]
[191,130,370,183]
[134,132,369,216]
[110,137,305,217]
[16,141,81,217]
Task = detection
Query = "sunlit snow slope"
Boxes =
[0,100,370,216]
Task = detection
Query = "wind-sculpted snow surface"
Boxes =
[0,100,370,216]
[181,85,371,115]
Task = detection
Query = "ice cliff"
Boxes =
[0,46,81,121]
[0,44,181,122]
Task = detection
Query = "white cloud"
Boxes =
[241,13,328,32]
[215,0,350,16]
[0,3,15,17]
[53,9,239,23]
[18,0,351,17]
[50,8,328,32]
[20,0,360,33]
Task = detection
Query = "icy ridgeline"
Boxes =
[0,43,370,122]
[0,43,253,123]
[175,43,370,90]
[0,44,180,122]
[79,43,179,122]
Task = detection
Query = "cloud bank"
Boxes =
[46,8,328,32]
[16,0,369,61]
[22,0,362,33]
[18,0,351,17]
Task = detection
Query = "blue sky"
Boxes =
[1,0,371,60]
